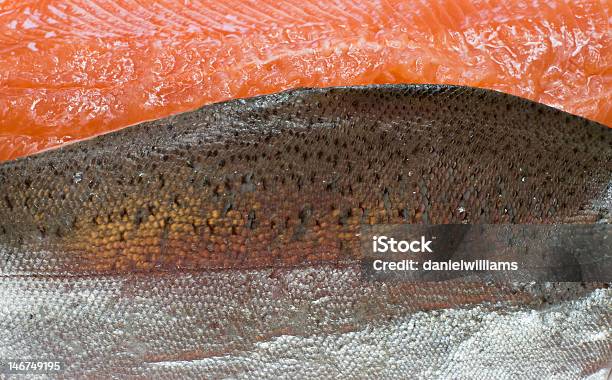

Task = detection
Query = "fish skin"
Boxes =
[0,85,611,378]
[0,84,611,274]
[0,0,610,162]
[0,270,610,379]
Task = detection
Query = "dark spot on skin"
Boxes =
[4,195,13,210]
[223,201,233,216]
[247,210,257,230]
[134,209,146,227]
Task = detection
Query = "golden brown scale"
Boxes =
[0,85,610,274]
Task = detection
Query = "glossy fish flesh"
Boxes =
[1,0,610,161]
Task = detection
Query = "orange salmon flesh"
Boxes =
[0,0,610,161]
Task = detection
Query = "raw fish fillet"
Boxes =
[1,85,610,378]
[0,0,610,161]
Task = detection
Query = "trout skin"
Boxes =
[0,85,610,274]
[0,85,611,378]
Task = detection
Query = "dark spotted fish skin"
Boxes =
[0,86,612,272]
[0,85,610,274]
[0,85,611,379]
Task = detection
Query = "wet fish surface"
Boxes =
[2,0,609,162]
[0,85,611,379]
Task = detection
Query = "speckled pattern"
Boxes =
[0,85,610,274]
[0,85,611,378]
